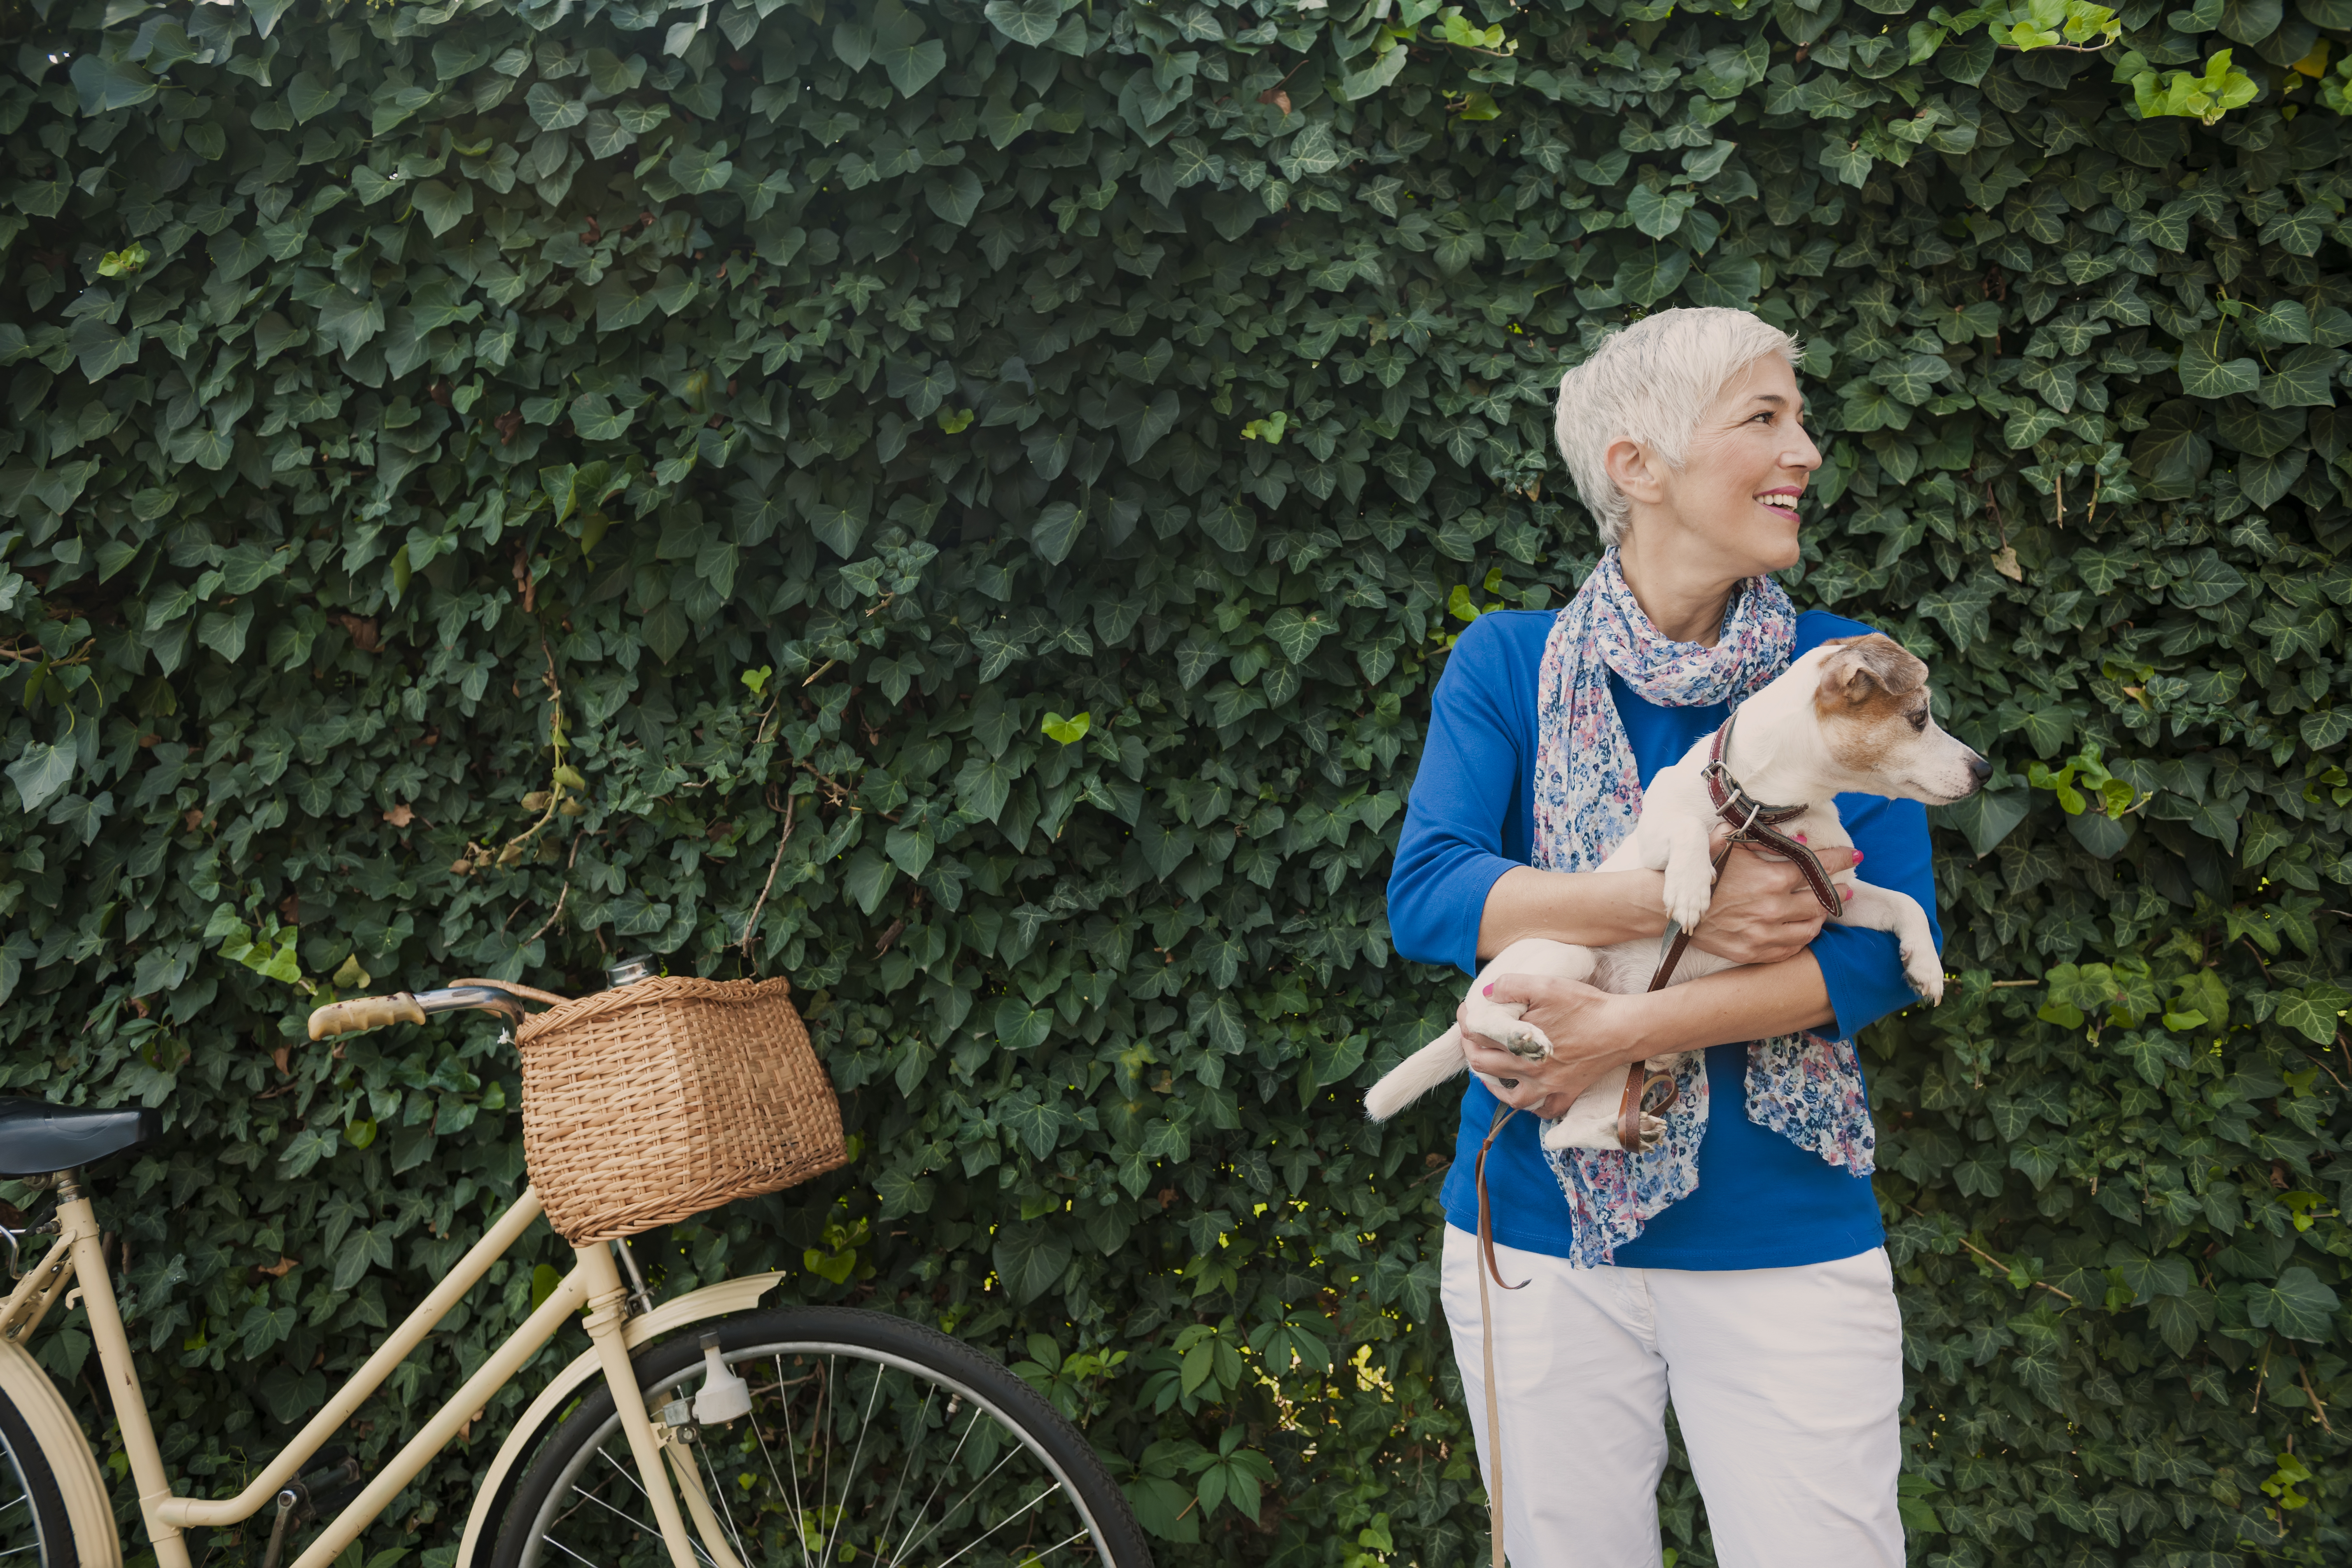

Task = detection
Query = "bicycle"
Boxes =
[0,976,1153,1568]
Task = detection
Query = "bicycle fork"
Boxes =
[576,1241,718,1568]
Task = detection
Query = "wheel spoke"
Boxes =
[586,1446,721,1568]
[535,1533,607,1568]
[504,1329,1123,1568]
[892,1431,1062,1566]
[871,1381,938,1555]
[689,1428,749,1559]
[748,1353,814,1568]
[886,1400,992,1568]
[921,1481,1066,1568]
[817,1354,890,1568]
[765,1352,818,1568]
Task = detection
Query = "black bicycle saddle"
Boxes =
[0,1098,159,1178]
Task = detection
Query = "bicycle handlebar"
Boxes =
[307,994,427,1039]
[306,985,534,1040]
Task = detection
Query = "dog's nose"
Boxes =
[1968,752,1993,782]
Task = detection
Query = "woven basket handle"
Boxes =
[447,978,574,1008]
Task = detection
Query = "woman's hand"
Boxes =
[1687,831,1858,965]
[1458,975,1641,1118]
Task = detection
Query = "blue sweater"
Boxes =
[1389,608,1937,1269]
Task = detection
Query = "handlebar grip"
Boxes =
[307,993,429,1041]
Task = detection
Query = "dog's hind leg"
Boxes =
[1364,1025,1475,1120]
[1457,940,1595,1061]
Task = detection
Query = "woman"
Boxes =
[1387,307,1932,1566]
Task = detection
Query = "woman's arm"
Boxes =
[1480,837,1862,962]
[1476,864,1673,953]
[1459,954,1839,1118]
[1385,616,1544,975]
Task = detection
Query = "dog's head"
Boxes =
[1810,635,1990,806]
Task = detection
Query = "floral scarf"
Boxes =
[1530,548,1875,1267]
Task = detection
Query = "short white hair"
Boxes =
[1553,308,1802,546]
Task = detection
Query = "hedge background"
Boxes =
[2,0,2351,1562]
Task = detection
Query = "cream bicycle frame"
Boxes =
[0,1175,731,1568]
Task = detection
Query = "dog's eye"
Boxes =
[1907,709,1928,732]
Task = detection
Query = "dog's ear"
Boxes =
[1816,634,1927,707]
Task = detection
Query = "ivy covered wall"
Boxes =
[2,0,2351,1562]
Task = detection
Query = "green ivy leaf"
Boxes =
[70,53,157,115]
[2244,1265,2341,1341]
[983,0,1072,47]
[2178,336,2263,398]
[992,1223,1073,1304]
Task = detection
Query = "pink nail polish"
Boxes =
[1853,850,1864,863]
[1842,887,1853,900]
[1796,832,1807,842]
[1482,983,1494,996]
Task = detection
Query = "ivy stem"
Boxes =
[0,637,93,667]
[521,831,587,949]
[2298,1361,2334,1434]
[1910,1208,2076,1301]
[738,789,800,966]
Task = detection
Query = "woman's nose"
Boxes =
[1787,427,1824,471]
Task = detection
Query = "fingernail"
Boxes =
[1482,983,1494,996]
[1842,886,1854,900]
[1853,850,1863,863]
[1796,832,1807,842]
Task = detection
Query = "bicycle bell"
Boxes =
[605,954,655,988]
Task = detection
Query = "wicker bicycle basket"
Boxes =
[508,975,846,1244]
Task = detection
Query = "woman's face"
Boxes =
[1627,355,1822,575]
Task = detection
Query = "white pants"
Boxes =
[1440,1226,1904,1568]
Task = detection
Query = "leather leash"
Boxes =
[1473,1102,1522,1568]
[1469,708,1849,1563]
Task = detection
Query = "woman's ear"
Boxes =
[1603,436,1663,505]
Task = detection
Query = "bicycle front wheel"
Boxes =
[489,1306,1153,1568]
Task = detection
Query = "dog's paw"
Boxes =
[1460,996,1526,1036]
[1660,856,1714,934]
[1493,1021,1554,1062]
[1662,884,1712,936]
[1901,943,1946,1004]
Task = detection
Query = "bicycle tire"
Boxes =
[488,1305,1154,1568]
[0,1384,78,1568]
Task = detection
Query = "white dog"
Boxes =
[1365,634,1990,1154]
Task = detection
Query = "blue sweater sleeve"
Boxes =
[1811,793,1942,1038]
[1386,617,1532,977]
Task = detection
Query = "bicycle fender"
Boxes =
[0,1340,122,1561]
[456,1270,787,1568]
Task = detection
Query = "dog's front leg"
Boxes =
[1839,879,1944,1003]
[1648,811,1719,934]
